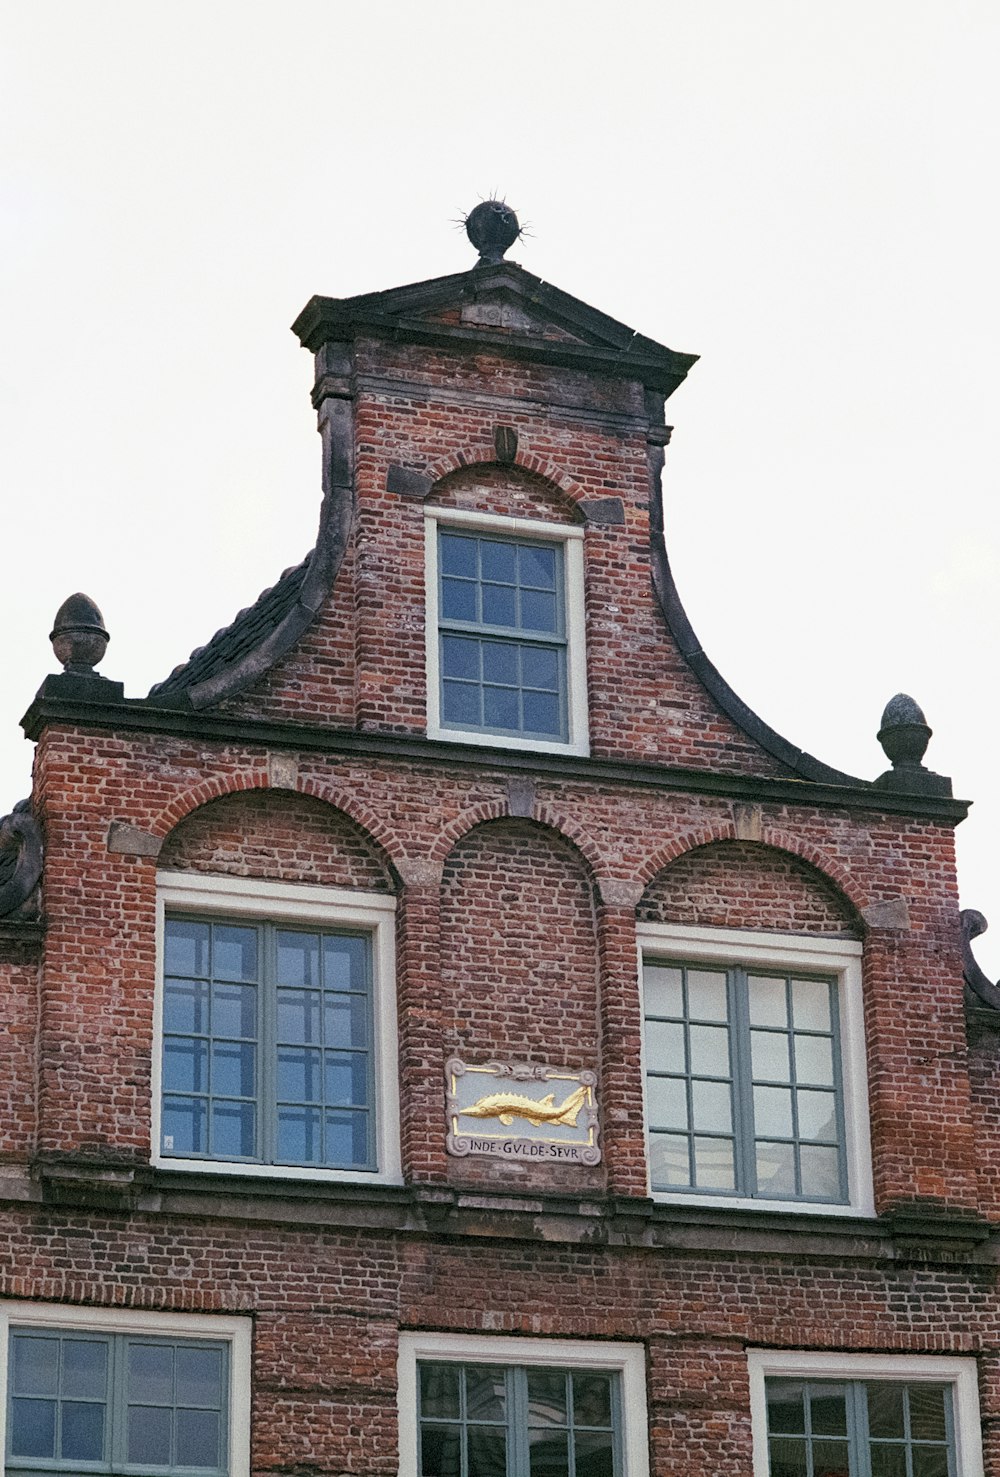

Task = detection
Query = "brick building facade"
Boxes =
[1,205,998,1476]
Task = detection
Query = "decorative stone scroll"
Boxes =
[445,1058,601,1165]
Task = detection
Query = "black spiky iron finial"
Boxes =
[464,199,522,266]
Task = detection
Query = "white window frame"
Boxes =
[637,923,873,1217]
[0,1301,251,1477]
[398,1331,648,1477]
[747,1348,985,1477]
[424,506,590,757]
[154,872,401,1184]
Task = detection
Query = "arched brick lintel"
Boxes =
[152,771,403,884]
[432,802,604,887]
[425,449,588,518]
[636,823,871,920]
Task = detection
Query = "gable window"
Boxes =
[425,509,589,756]
[638,925,872,1215]
[154,874,400,1183]
[748,1352,984,1477]
[398,1334,648,1477]
[1,1305,250,1477]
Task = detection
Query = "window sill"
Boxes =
[151,1155,404,1186]
[650,1189,875,1219]
[426,724,590,758]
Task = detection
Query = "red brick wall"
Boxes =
[0,940,38,1160]
[637,839,860,935]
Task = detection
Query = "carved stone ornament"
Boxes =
[960,908,1000,1011]
[0,799,43,918]
[445,1057,601,1165]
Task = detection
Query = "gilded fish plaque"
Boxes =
[445,1058,601,1164]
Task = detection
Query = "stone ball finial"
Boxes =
[50,593,110,674]
[465,199,521,265]
[877,692,932,770]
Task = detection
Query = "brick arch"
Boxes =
[432,806,601,889]
[425,448,588,518]
[636,823,870,919]
[152,770,403,882]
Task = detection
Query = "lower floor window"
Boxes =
[7,1329,229,1477]
[418,1362,619,1476]
[766,1378,955,1476]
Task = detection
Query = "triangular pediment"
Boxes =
[292,261,698,397]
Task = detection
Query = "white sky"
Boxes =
[3,2,1000,969]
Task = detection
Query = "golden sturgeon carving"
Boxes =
[460,1084,589,1129]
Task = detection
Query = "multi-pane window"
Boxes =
[418,1362,619,1477]
[6,1329,228,1477]
[161,917,374,1170]
[765,1379,955,1477]
[437,529,567,741]
[643,959,846,1202]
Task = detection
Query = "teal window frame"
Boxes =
[6,1329,229,1477]
[417,1361,622,1477]
[764,1377,956,1477]
[436,528,569,742]
[643,958,848,1204]
[161,916,376,1171]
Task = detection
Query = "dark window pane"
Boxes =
[870,1445,907,1477]
[482,583,517,627]
[573,1430,615,1477]
[909,1387,948,1442]
[61,1400,105,1462]
[322,934,368,991]
[175,1347,224,1409]
[162,1097,207,1155]
[441,634,481,681]
[481,640,518,686]
[480,540,517,584]
[440,533,477,578]
[62,1340,108,1400]
[868,1384,906,1439]
[176,1407,221,1467]
[277,1106,322,1163]
[441,578,478,622]
[212,925,258,983]
[325,1051,369,1108]
[442,680,481,726]
[768,1437,809,1476]
[529,1429,569,1477]
[483,685,520,731]
[465,1366,507,1422]
[421,1422,462,1476]
[276,933,320,989]
[277,989,321,1044]
[9,1398,56,1458]
[278,1047,322,1102]
[467,1428,507,1476]
[522,690,561,736]
[526,1368,567,1427]
[211,1100,255,1158]
[912,1448,951,1477]
[518,544,556,589]
[809,1386,848,1436]
[164,1038,209,1093]
[165,980,210,1035]
[324,994,368,1050]
[128,1343,174,1404]
[211,983,256,1040]
[521,645,559,691]
[812,1438,853,1476]
[127,1405,172,1465]
[211,1041,255,1098]
[165,922,210,979]
[324,1109,369,1166]
[420,1364,460,1419]
[572,1373,613,1429]
[766,1381,807,1435]
[11,1335,59,1396]
[520,589,557,633]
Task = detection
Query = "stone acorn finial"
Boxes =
[877,693,932,772]
[50,593,110,674]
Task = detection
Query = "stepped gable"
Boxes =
[150,556,309,697]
